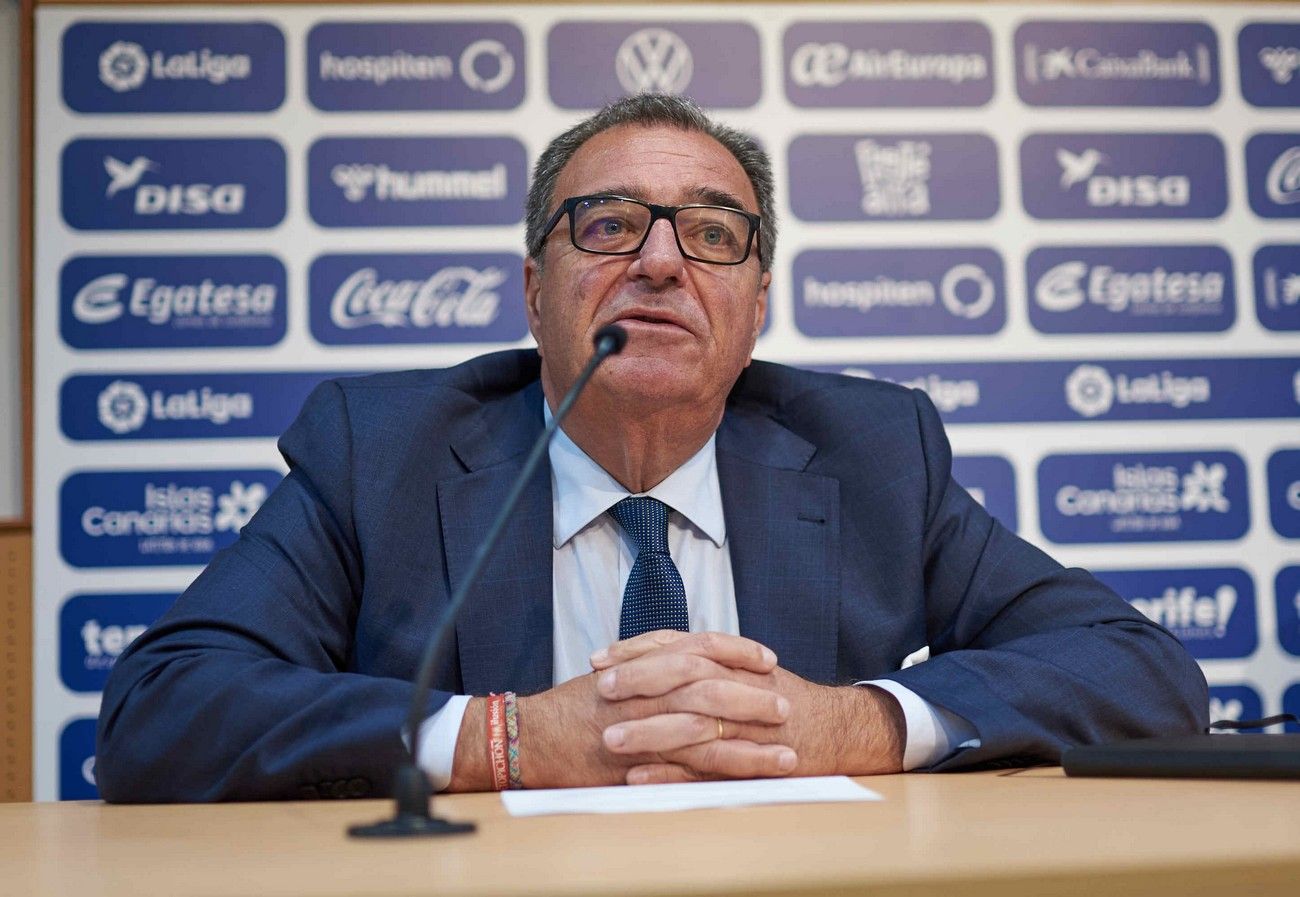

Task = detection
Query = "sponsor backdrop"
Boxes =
[33,3,1300,799]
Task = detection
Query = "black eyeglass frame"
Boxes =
[540,194,762,266]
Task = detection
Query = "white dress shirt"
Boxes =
[417,413,978,789]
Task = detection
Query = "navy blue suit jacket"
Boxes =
[97,350,1207,801]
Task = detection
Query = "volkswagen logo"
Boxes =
[615,28,694,95]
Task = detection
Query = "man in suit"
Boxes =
[96,95,1207,801]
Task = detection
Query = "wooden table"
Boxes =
[3,769,1299,896]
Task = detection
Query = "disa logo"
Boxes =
[103,154,245,216]
[1057,147,1188,208]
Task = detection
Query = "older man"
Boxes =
[97,95,1206,801]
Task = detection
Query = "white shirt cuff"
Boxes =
[857,679,980,770]
[413,695,472,792]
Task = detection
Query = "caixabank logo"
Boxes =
[1208,686,1264,730]
[1238,23,1300,108]
[1253,245,1300,331]
[308,136,525,227]
[1276,566,1300,657]
[792,247,1004,337]
[63,21,284,113]
[60,718,99,800]
[788,133,999,221]
[1015,20,1218,107]
[60,469,280,567]
[1094,567,1256,659]
[1246,133,1300,219]
[60,255,286,349]
[61,371,358,441]
[783,19,993,108]
[61,138,286,230]
[1020,133,1226,219]
[1266,449,1300,538]
[59,593,176,692]
[1027,245,1234,334]
[548,21,760,109]
[1038,451,1249,543]
[951,455,1018,533]
[307,20,523,111]
[309,252,528,345]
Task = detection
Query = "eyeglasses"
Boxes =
[540,194,761,266]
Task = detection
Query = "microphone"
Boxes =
[350,324,627,838]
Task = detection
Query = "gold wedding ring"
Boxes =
[716,717,725,740]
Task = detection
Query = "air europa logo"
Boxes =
[62,22,284,113]
[548,21,760,110]
[1038,451,1249,543]
[1266,449,1300,538]
[62,138,285,230]
[1096,568,1257,659]
[1021,133,1226,220]
[60,719,99,800]
[1247,134,1300,218]
[59,255,286,349]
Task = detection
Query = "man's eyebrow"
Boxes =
[584,185,751,212]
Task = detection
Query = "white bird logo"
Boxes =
[104,155,158,198]
[1056,148,1105,190]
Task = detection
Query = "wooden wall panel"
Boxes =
[0,529,32,802]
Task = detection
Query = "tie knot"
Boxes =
[608,496,671,554]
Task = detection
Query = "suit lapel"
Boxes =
[717,408,841,685]
[438,381,554,696]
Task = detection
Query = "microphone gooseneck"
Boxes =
[350,325,627,838]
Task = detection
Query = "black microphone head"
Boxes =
[594,324,628,355]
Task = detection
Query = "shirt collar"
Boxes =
[546,404,726,549]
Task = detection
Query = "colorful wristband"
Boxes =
[486,693,509,792]
[504,691,522,790]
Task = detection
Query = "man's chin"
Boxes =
[593,354,710,408]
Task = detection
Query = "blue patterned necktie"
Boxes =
[608,496,689,640]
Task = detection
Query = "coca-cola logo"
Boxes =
[330,266,504,329]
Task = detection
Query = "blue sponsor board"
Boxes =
[807,357,1299,424]
[308,136,525,228]
[1239,24,1300,108]
[1037,451,1249,544]
[1253,245,1300,331]
[60,718,99,801]
[1094,568,1257,659]
[60,469,281,568]
[307,21,524,111]
[309,252,528,345]
[1020,132,1226,220]
[788,133,999,222]
[548,21,760,109]
[1266,449,1300,538]
[60,255,286,350]
[62,137,285,231]
[1015,20,1218,107]
[1285,684,1300,734]
[63,21,285,114]
[783,20,992,108]
[793,248,1004,337]
[61,371,362,441]
[1276,566,1300,657]
[951,455,1018,533]
[1027,245,1234,334]
[1245,133,1300,219]
[1208,686,1265,733]
[60,593,176,693]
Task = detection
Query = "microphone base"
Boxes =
[348,814,476,839]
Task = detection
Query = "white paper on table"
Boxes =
[500,775,882,817]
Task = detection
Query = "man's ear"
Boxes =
[745,269,771,364]
[523,255,544,355]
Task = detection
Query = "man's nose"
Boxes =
[628,218,686,285]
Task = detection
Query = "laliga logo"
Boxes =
[939,264,996,320]
[331,164,374,202]
[616,28,693,95]
[1065,365,1115,418]
[1056,148,1189,208]
[103,155,246,215]
[1259,47,1300,85]
[459,39,514,94]
[99,41,149,92]
[1266,146,1300,206]
[97,380,149,434]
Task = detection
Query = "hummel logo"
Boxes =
[104,156,157,198]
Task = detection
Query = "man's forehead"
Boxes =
[552,124,758,211]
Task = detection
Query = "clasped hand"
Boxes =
[519,630,904,788]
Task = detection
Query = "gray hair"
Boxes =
[525,94,776,272]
